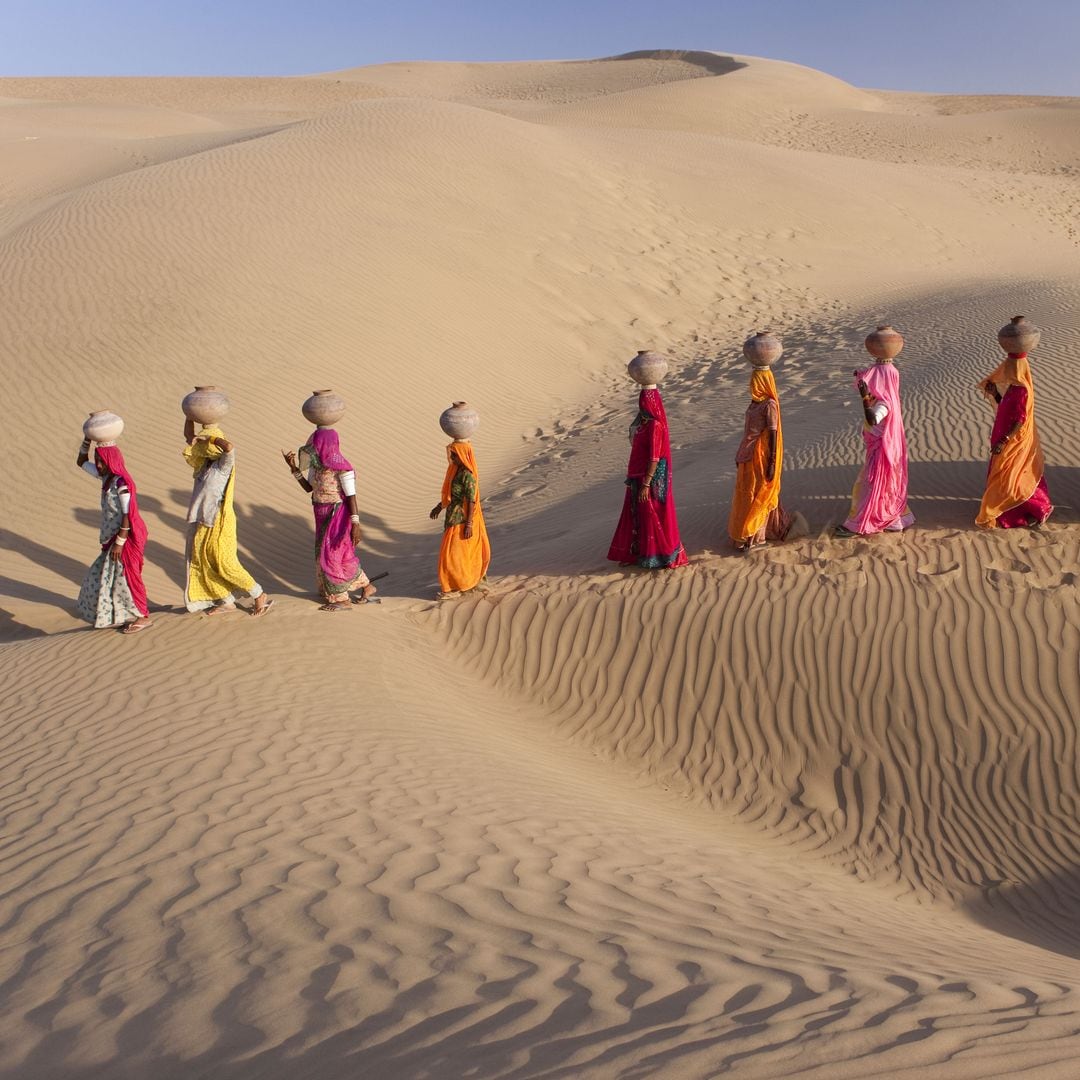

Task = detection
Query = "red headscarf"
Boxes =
[94,445,148,554]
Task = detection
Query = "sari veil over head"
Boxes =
[976,353,1051,528]
[728,368,784,543]
[843,361,912,535]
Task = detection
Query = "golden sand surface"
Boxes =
[1,50,1078,1078]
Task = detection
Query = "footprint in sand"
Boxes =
[511,483,548,499]
[985,558,1034,591]
[915,562,961,588]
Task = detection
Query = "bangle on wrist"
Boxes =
[350,514,360,523]
[114,537,127,547]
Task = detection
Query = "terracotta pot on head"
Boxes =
[302,390,346,428]
[743,330,783,368]
[997,315,1041,355]
[864,325,904,362]
[627,350,669,388]
[182,386,230,425]
[440,401,479,441]
[83,410,124,445]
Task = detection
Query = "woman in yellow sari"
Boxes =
[183,416,272,616]
[429,440,491,598]
[728,367,793,550]
[976,353,1053,529]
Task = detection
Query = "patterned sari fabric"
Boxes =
[607,387,689,569]
[76,446,149,627]
[183,426,258,610]
[843,361,914,535]
[976,355,1053,529]
[437,440,491,593]
[729,368,791,547]
[302,429,369,604]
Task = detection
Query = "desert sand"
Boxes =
[1,50,1078,1078]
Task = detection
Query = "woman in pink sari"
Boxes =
[607,387,689,569]
[835,361,914,537]
[283,428,378,610]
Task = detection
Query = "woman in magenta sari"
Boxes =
[835,360,914,537]
[283,428,377,610]
[607,387,689,569]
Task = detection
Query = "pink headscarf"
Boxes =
[306,428,353,471]
[855,362,909,466]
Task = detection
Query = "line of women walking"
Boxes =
[73,315,1054,633]
[75,392,491,633]
[606,317,1054,569]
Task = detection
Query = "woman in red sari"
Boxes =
[607,387,689,569]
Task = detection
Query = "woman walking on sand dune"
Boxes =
[608,384,689,569]
[976,351,1052,529]
[729,366,794,551]
[429,438,491,599]
[75,437,152,634]
[183,414,272,617]
[284,427,377,610]
[835,360,914,538]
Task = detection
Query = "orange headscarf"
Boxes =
[728,368,783,541]
[976,355,1044,528]
[441,439,480,508]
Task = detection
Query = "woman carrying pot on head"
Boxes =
[607,384,689,569]
[729,366,794,551]
[283,427,377,610]
[429,439,491,599]
[976,351,1052,529]
[835,361,914,538]
[75,435,152,633]
[183,413,272,617]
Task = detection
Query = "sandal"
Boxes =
[250,598,275,618]
[122,619,153,635]
[206,603,239,616]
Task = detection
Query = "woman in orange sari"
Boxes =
[976,353,1053,529]
[728,367,792,550]
[429,440,491,597]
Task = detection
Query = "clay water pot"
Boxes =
[83,410,124,443]
[182,385,230,425]
[440,401,479,441]
[743,330,783,368]
[997,315,1041,355]
[864,325,904,360]
[627,350,669,386]
[302,390,346,428]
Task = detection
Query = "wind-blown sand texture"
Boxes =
[1,51,1079,1078]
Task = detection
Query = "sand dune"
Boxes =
[1,51,1078,1077]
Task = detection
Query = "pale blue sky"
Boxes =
[5,0,1079,95]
